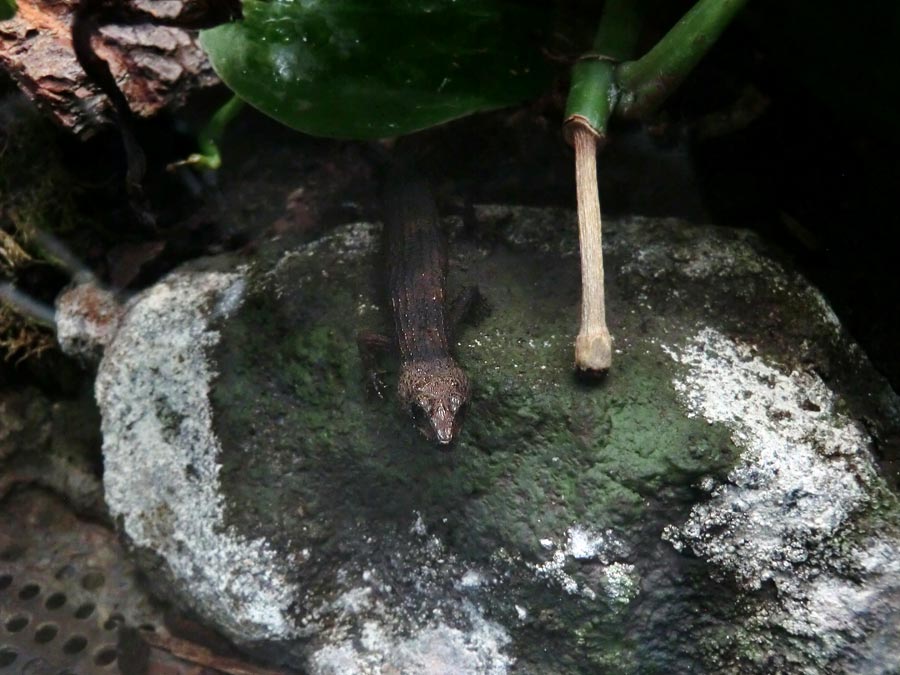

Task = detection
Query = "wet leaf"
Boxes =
[200,0,555,139]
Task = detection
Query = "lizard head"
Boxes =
[398,360,471,446]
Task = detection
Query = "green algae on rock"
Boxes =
[84,208,900,674]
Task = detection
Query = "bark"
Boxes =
[0,0,220,137]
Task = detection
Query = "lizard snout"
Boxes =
[431,406,457,445]
[435,424,454,445]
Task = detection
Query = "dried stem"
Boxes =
[141,631,288,675]
[572,124,611,375]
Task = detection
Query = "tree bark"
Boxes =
[0,0,219,137]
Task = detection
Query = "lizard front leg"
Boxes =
[356,331,393,399]
[448,285,488,342]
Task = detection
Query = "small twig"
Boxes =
[0,282,56,327]
[71,1,146,195]
[142,631,289,675]
[571,123,611,375]
[28,228,96,284]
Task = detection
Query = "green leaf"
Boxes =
[200,0,554,140]
[1,0,17,21]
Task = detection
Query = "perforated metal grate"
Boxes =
[0,490,168,674]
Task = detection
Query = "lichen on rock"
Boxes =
[96,265,302,642]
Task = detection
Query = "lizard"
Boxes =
[358,162,479,446]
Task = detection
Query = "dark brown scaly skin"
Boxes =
[363,166,471,446]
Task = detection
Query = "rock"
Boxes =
[84,208,900,674]
[0,384,104,515]
[56,283,126,365]
[0,386,50,463]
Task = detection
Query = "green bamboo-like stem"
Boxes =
[564,0,643,139]
[168,95,245,171]
[563,0,749,373]
[616,0,750,119]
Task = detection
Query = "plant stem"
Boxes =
[572,126,611,375]
[564,0,643,139]
[0,283,56,327]
[616,0,750,119]
[564,0,643,374]
[562,0,750,373]
[168,95,245,171]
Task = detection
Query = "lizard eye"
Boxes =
[410,401,428,424]
[410,401,436,440]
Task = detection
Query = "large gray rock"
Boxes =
[80,208,900,673]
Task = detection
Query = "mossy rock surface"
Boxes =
[94,208,900,674]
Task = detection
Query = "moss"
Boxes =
[206,222,750,672]
[0,99,80,248]
[0,99,82,362]
[0,306,55,363]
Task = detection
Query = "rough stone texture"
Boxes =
[0,384,104,515]
[55,283,125,364]
[92,208,900,673]
[0,386,49,463]
[93,264,303,643]
[0,0,219,136]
